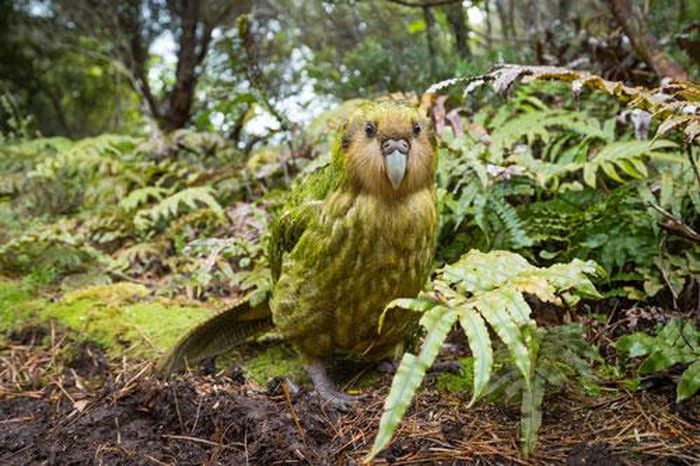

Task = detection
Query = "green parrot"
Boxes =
[158,101,438,408]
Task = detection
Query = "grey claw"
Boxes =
[306,362,361,411]
[318,390,360,411]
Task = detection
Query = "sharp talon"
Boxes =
[318,390,360,411]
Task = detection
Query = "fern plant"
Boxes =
[367,250,602,460]
[132,186,225,231]
[437,130,534,261]
[616,318,700,402]
[484,324,599,455]
[432,70,697,305]
[0,131,256,293]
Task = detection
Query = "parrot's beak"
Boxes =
[385,150,407,189]
[382,138,410,189]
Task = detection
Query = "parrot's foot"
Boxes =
[306,363,359,411]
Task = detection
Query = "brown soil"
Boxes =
[1,327,699,465]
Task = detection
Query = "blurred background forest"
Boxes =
[1,1,700,464]
[1,0,698,139]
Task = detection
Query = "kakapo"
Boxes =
[159,101,438,408]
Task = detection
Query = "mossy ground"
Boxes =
[434,356,475,394]
[1,279,213,358]
[1,278,309,387]
[0,279,42,329]
[2,277,473,393]
[239,343,306,385]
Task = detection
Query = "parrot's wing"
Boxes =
[269,164,338,282]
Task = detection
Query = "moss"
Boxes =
[61,282,150,305]
[0,279,44,329]
[435,357,475,394]
[44,283,214,358]
[352,371,382,391]
[240,344,306,385]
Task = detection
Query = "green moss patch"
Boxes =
[435,357,475,394]
[0,279,43,329]
[1,279,215,359]
[44,283,214,358]
[240,344,306,385]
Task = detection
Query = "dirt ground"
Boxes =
[1,326,699,465]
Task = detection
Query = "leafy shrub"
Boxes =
[0,131,266,298]
[433,69,699,307]
[617,318,700,402]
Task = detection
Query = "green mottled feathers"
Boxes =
[159,101,438,374]
[157,299,273,374]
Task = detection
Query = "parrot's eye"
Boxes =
[412,123,421,136]
[365,122,377,138]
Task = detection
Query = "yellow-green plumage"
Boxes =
[159,101,437,403]
[272,186,436,362]
[269,101,437,364]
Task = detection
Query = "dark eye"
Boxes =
[412,123,421,136]
[365,122,377,138]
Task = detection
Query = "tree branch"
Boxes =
[608,0,689,81]
[647,202,700,243]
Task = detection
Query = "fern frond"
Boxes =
[582,140,680,188]
[368,250,602,460]
[134,187,225,230]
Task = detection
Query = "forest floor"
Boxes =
[2,320,700,465]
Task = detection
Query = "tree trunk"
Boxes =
[484,0,493,51]
[522,0,540,43]
[507,0,517,40]
[558,0,571,23]
[678,0,687,25]
[608,0,689,81]
[444,3,471,60]
[423,6,438,75]
[165,0,201,130]
[495,0,511,41]
[43,86,73,137]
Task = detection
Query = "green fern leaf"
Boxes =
[367,251,602,461]
[119,187,169,211]
[678,360,700,402]
[473,289,533,384]
[457,308,492,406]
[367,305,457,461]
[520,376,545,457]
[583,140,680,187]
[134,187,224,230]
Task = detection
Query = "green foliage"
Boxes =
[433,74,699,304]
[0,279,42,329]
[1,60,698,461]
[0,131,270,301]
[368,250,602,460]
[485,324,599,455]
[617,318,700,402]
[133,187,225,230]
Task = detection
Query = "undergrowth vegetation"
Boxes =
[367,66,699,459]
[1,66,698,458]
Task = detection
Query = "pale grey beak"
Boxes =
[385,150,407,189]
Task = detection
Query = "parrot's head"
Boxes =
[338,101,436,198]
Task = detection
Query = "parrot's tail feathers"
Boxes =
[157,300,274,375]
